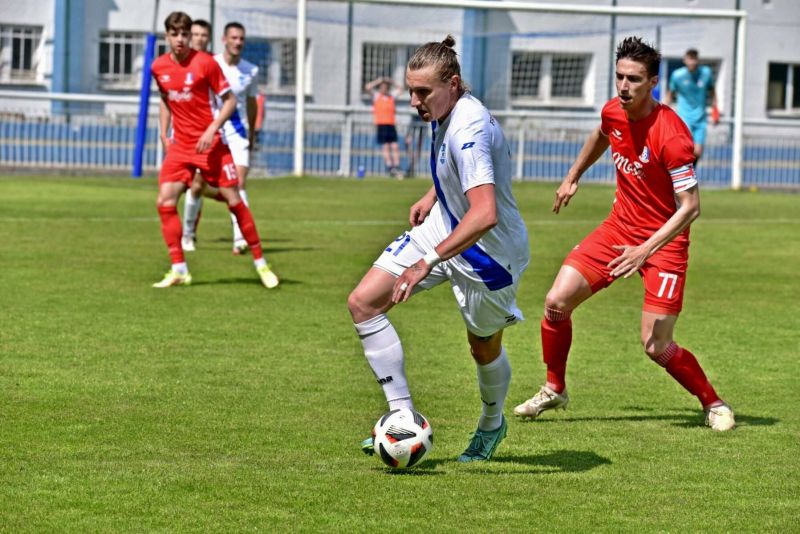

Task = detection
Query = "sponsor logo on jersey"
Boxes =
[640,146,650,163]
[461,142,475,150]
[168,89,193,102]
[184,72,194,85]
[612,128,623,139]
[612,151,644,179]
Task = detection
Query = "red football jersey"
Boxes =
[152,50,231,147]
[600,97,697,245]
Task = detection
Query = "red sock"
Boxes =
[228,201,263,260]
[661,343,721,408]
[541,307,572,393]
[157,205,184,264]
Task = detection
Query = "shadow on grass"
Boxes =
[376,450,611,476]
[191,277,303,287]
[522,407,778,428]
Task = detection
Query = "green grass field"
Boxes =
[1,175,798,531]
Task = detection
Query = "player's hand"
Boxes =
[196,127,215,153]
[409,196,436,227]
[392,259,431,303]
[160,135,173,153]
[608,244,650,278]
[553,179,579,214]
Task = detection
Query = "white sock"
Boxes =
[476,348,511,431]
[172,262,188,275]
[354,314,413,411]
[183,191,203,239]
[231,189,248,243]
[254,257,266,269]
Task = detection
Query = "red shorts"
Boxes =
[564,219,689,315]
[159,141,239,188]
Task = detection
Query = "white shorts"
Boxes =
[374,230,525,337]
[224,134,250,168]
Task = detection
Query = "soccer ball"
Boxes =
[372,408,433,469]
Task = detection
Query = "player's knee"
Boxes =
[544,290,571,314]
[347,288,374,321]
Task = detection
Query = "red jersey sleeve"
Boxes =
[659,112,698,192]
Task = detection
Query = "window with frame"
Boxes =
[243,38,300,94]
[766,62,800,114]
[98,31,167,89]
[511,51,590,105]
[361,43,417,96]
[0,25,43,83]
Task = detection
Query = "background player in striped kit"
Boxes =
[181,22,262,256]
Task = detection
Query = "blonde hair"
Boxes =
[407,35,468,92]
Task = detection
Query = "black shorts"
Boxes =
[376,124,398,144]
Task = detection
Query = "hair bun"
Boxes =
[442,35,456,48]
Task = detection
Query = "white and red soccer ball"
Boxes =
[372,408,433,469]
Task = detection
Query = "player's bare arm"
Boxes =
[247,95,258,148]
[555,126,610,213]
[196,91,237,153]
[393,183,497,303]
[159,97,172,151]
[409,186,437,227]
[608,185,701,278]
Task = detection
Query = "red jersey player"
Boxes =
[150,12,278,289]
[513,37,734,431]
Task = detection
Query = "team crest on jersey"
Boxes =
[439,143,447,165]
[639,146,650,163]
[184,72,194,85]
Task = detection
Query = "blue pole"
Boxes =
[132,32,157,178]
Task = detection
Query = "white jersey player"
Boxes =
[182,21,261,255]
[214,52,258,168]
[348,36,530,463]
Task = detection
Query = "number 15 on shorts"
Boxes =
[657,272,678,299]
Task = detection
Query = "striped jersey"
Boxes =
[600,97,698,244]
[152,50,230,147]
[213,54,259,142]
[428,93,529,290]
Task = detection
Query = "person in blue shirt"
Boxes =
[666,49,719,164]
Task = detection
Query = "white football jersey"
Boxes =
[214,54,259,143]
[427,93,529,290]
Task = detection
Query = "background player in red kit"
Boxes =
[513,37,734,431]
[150,12,278,289]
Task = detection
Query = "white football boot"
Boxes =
[513,385,569,420]
[705,403,735,431]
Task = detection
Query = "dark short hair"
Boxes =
[684,48,699,59]
[165,12,193,33]
[192,19,211,32]
[616,36,661,77]
[224,22,245,35]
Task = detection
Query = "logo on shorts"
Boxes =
[639,146,650,163]
[505,315,517,324]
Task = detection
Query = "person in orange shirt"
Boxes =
[365,77,402,179]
